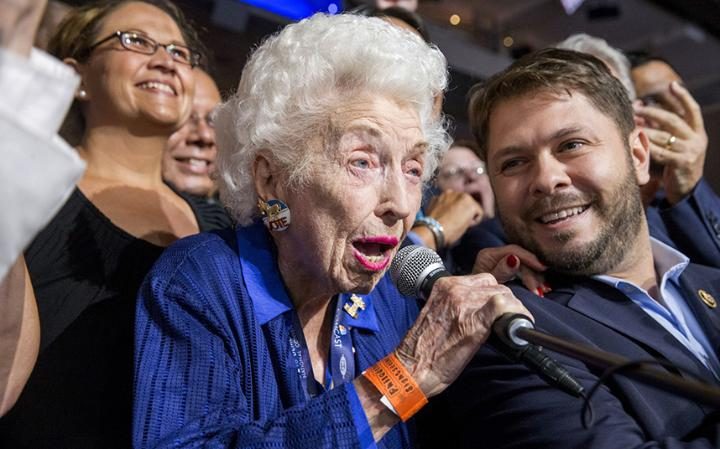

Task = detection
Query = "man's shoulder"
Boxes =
[503,276,636,339]
[506,275,602,310]
[679,262,720,303]
[684,261,720,278]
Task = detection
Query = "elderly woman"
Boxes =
[134,13,527,449]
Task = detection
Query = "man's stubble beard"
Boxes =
[500,159,645,276]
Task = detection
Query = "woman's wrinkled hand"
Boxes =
[394,273,531,397]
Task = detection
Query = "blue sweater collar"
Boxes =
[236,222,379,332]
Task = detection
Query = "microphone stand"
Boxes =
[515,327,720,408]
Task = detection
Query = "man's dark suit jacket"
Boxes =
[422,263,720,448]
[452,179,720,273]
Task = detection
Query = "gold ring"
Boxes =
[665,134,677,149]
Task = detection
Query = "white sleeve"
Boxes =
[0,48,86,280]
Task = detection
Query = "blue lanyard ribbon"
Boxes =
[286,295,358,400]
[287,311,322,400]
[329,294,356,389]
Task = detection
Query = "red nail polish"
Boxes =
[536,287,545,297]
[507,254,519,269]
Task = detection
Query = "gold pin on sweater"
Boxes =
[344,294,366,319]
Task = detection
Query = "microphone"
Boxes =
[391,244,450,300]
[491,313,585,398]
[391,245,585,398]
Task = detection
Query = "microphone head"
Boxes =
[390,245,445,297]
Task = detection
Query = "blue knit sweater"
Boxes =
[134,223,420,449]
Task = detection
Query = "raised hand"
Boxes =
[420,190,484,249]
[634,81,708,204]
[1,0,47,56]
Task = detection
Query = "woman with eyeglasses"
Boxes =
[0,1,225,447]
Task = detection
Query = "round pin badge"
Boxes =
[261,199,291,232]
[698,289,717,308]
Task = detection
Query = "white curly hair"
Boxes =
[214,13,450,225]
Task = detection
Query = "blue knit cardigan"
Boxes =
[134,224,421,449]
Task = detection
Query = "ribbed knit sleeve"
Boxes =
[133,231,377,449]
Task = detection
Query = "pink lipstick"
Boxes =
[351,235,399,272]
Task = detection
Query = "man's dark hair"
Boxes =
[625,50,676,71]
[469,48,635,162]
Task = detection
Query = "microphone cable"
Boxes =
[580,358,706,429]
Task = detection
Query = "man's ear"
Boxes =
[629,127,651,186]
[253,152,284,202]
[64,58,89,101]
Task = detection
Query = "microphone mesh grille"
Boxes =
[390,245,444,297]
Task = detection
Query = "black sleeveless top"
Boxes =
[0,188,232,449]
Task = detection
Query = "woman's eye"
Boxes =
[169,47,190,61]
[406,165,423,178]
[350,159,370,169]
[127,35,149,46]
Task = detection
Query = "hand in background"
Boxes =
[423,190,483,248]
[1,0,47,56]
[634,81,707,204]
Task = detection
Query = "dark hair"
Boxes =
[48,0,206,65]
[353,6,431,43]
[625,50,676,71]
[48,0,206,144]
[469,48,635,161]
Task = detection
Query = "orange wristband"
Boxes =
[363,353,428,422]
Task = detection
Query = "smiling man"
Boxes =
[162,68,221,198]
[428,48,720,448]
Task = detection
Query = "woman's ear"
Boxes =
[629,126,651,186]
[64,58,89,101]
[253,152,282,202]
